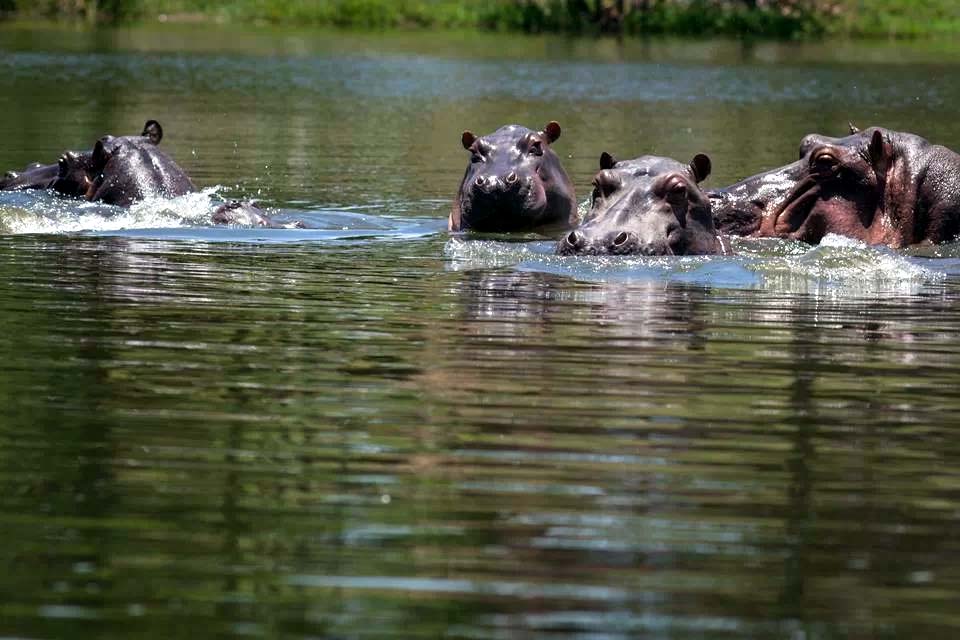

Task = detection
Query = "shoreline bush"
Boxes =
[0,0,956,39]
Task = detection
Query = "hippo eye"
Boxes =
[665,178,688,203]
[528,140,543,156]
[592,177,619,203]
[470,153,483,164]
[590,180,601,201]
[811,150,840,175]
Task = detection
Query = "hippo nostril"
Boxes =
[613,232,629,246]
[474,176,485,188]
[566,230,584,248]
[505,172,518,185]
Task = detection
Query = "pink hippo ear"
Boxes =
[599,151,617,170]
[869,129,892,177]
[542,121,561,144]
[689,153,711,183]
[462,131,477,150]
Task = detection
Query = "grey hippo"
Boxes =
[557,151,724,255]
[451,121,577,232]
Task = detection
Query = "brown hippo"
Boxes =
[557,151,723,256]
[451,121,577,232]
[710,125,960,247]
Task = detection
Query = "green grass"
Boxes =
[2,0,959,39]
[836,0,960,37]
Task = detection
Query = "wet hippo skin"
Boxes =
[0,161,60,191]
[84,121,195,207]
[1,120,164,195]
[557,151,723,256]
[451,121,577,232]
[710,125,960,247]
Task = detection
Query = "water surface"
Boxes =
[1,23,960,639]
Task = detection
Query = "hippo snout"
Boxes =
[607,230,649,255]
[472,172,526,195]
[557,229,586,255]
[557,228,669,256]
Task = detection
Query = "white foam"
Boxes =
[0,187,226,234]
[444,235,946,295]
[748,234,945,296]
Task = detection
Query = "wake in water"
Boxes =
[0,187,226,234]
[444,233,951,295]
[0,188,445,242]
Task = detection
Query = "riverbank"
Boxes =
[2,0,959,39]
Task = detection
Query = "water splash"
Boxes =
[0,188,446,242]
[738,233,946,296]
[0,187,223,234]
[444,233,949,295]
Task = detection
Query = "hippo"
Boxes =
[451,121,577,232]
[51,151,96,198]
[557,151,723,255]
[710,125,960,247]
[0,120,164,194]
[84,121,195,206]
[212,200,306,229]
[0,161,59,191]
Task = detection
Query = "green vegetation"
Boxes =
[1,0,958,39]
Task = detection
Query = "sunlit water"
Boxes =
[1,23,960,639]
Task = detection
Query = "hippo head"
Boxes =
[84,119,169,203]
[557,152,720,255]
[52,150,96,197]
[0,161,58,191]
[710,125,917,244]
[48,120,164,200]
[452,121,576,232]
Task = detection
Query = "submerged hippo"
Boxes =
[557,151,722,255]
[451,121,577,232]
[710,125,960,247]
[211,200,306,229]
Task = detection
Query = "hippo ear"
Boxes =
[689,153,712,183]
[869,129,891,176]
[542,121,561,144]
[142,120,163,145]
[461,131,477,150]
[599,151,617,170]
[92,138,112,171]
[848,122,860,134]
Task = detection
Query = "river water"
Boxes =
[1,23,960,639]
